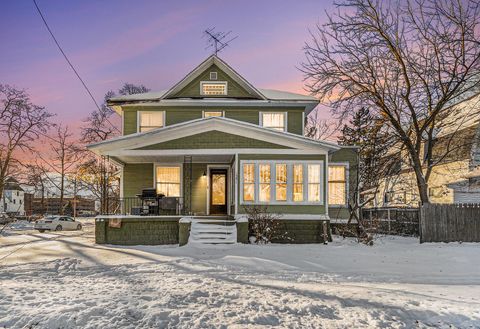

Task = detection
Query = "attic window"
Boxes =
[201,81,227,96]
[210,71,218,80]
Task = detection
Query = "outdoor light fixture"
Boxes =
[203,171,207,177]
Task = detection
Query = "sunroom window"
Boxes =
[328,165,347,205]
[138,111,165,132]
[275,164,287,201]
[261,112,286,131]
[201,82,227,95]
[308,164,321,202]
[259,164,271,202]
[156,166,181,197]
[293,164,304,202]
[243,164,255,202]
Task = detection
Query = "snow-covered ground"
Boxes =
[1,221,479,328]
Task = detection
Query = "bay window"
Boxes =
[328,165,347,205]
[261,112,286,131]
[138,111,165,132]
[156,166,181,197]
[240,160,324,204]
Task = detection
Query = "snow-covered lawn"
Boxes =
[1,221,479,328]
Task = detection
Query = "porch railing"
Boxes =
[102,197,185,216]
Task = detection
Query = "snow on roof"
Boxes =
[108,89,317,103]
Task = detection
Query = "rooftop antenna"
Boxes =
[203,28,238,55]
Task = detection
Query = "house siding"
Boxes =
[136,130,291,150]
[122,107,305,135]
[169,63,257,99]
[123,163,154,197]
[237,154,327,215]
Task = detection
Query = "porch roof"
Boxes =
[87,117,340,163]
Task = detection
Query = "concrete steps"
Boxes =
[188,217,236,245]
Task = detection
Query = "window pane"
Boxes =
[308,164,321,183]
[212,174,226,205]
[293,165,303,183]
[140,112,164,132]
[276,184,287,201]
[329,166,345,181]
[308,184,321,202]
[275,164,287,201]
[204,111,223,118]
[293,184,303,202]
[243,164,254,183]
[156,166,181,197]
[260,184,271,202]
[329,182,346,205]
[259,164,271,183]
[262,113,285,131]
[244,183,254,201]
[202,83,227,95]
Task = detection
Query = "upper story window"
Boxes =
[209,71,218,80]
[328,165,348,205]
[201,81,227,96]
[260,112,287,132]
[138,111,165,132]
[203,111,224,118]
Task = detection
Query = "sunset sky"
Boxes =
[1,0,334,132]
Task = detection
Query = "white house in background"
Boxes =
[1,178,25,215]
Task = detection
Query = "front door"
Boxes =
[209,169,228,215]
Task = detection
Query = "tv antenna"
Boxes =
[203,28,238,55]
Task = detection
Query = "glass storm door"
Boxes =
[210,169,228,215]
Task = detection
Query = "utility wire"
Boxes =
[32,0,120,133]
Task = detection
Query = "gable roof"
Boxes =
[107,55,319,114]
[88,116,340,156]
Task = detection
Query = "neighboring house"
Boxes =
[30,197,96,216]
[89,55,358,245]
[368,94,480,207]
[0,178,25,216]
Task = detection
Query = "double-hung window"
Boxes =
[328,165,347,205]
[308,164,321,202]
[293,164,304,202]
[243,164,255,202]
[261,112,286,131]
[156,166,181,197]
[138,111,165,132]
[275,164,287,201]
[259,164,271,202]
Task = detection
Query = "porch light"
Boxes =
[203,171,207,177]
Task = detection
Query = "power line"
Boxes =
[32,0,120,133]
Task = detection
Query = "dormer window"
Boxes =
[201,81,227,96]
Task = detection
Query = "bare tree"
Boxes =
[302,0,480,204]
[0,84,53,198]
[118,83,150,96]
[36,125,82,214]
[305,109,341,141]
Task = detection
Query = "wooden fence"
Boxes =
[420,203,480,243]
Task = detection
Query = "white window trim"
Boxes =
[202,110,225,118]
[200,81,228,96]
[153,163,183,198]
[259,111,288,132]
[328,162,349,207]
[239,160,324,205]
[210,71,218,80]
[137,111,166,133]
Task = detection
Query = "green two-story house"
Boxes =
[89,55,357,245]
